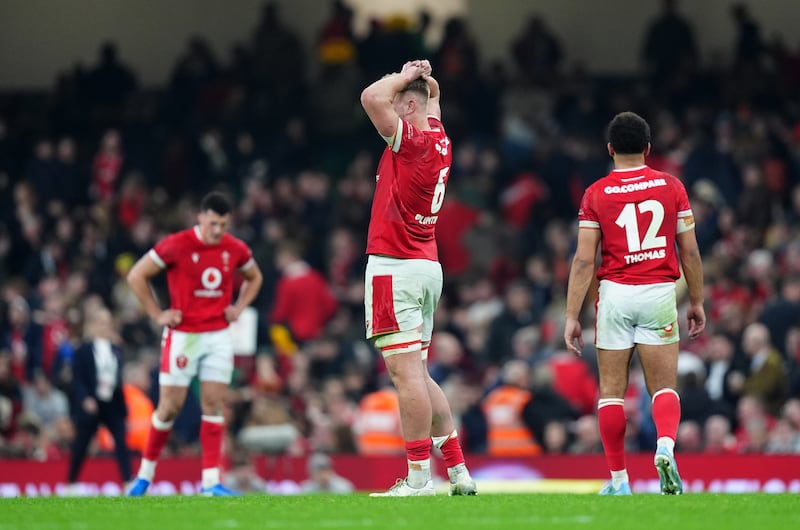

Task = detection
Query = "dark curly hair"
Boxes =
[607,112,651,155]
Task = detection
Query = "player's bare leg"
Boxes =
[596,347,634,496]
[638,343,683,495]
[370,334,435,497]
[198,380,238,496]
[128,385,187,496]
[424,356,476,496]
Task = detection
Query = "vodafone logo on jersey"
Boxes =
[194,267,224,298]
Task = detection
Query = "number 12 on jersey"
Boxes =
[615,199,666,252]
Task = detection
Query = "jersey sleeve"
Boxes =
[149,234,178,269]
[674,180,695,234]
[577,187,600,229]
[383,118,430,160]
[236,240,255,271]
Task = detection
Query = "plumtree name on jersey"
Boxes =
[414,214,439,225]
[604,178,667,194]
[624,248,666,264]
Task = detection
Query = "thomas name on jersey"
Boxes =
[624,248,666,265]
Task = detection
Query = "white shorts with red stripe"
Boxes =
[364,255,442,358]
[159,327,233,386]
[595,280,679,350]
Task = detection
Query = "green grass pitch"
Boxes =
[1,494,798,530]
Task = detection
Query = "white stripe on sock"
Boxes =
[652,388,680,403]
[597,398,624,409]
[151,412,174,431]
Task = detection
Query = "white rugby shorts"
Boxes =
[364,255,442,358]
[595,280,679,350]
[159,327,234,386]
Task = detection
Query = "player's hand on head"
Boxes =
[224,305,241,323]
[564,317,584,357]
[686,303,706,339]
[401,60,431,80]
[418,59,432,77]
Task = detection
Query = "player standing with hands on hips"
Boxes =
[564,112,706,496]
[126,191,263,496]
[360,59,476,496]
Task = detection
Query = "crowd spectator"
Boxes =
[641,0,698,80]
[301,452,354,494]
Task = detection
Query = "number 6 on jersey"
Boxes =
[431,166,449,214]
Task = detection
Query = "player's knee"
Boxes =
[156,397,183,423]
[599,382,627,399]
[155,405,180,423]
[200,399,224,416]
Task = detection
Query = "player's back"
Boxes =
[579,165,693,285]
[367,116,452,261]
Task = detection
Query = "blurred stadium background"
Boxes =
[0,0,799,496]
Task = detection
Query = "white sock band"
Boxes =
[137,459,157,481]
[432,429,458,450]
[611,469,629,489]
[597,398,624,409]
[652,388,680,403]
[201,415,225,424]
[152,412,174,431]
[202,467,220,489]
[657,436,676,452]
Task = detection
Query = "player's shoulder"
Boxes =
[583,175,609,197]
[157,227,193,247]
[220,233,250,252]
[644,166,682,184]
[427,115,444,130]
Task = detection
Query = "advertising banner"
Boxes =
[1,454,798,496]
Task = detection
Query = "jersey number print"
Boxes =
[614,199,667,253]
[431,166,449,214]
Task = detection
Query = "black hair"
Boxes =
[607,111,651,155]
[200,191,232,216]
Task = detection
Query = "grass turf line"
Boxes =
[1,494,799,530]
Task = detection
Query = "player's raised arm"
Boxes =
[426,75,442,121]
[360,60,431,141]
[564,227,601,356]
[127,253,182,327]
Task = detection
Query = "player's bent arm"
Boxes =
[233,260,263,314]
[426,75,442,120]
[126,254,165,320]
[565,228,601,319]
[360,72,415,139]
[676,230,704,306]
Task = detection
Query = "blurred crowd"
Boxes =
[1,0,800,472]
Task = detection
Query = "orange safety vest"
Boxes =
[96,384,154,452]
[482,385,541,456]
[354,389,405,455]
